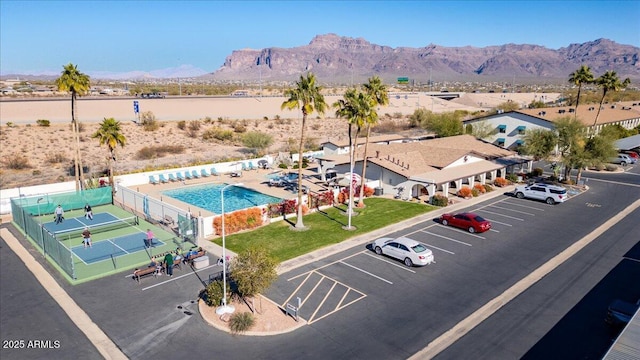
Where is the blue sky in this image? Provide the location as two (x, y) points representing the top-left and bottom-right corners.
(1, 0), (638, 75)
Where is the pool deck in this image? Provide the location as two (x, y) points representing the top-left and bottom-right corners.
(132, 166), (334, 217)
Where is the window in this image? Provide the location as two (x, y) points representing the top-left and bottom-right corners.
(516, 125), (526, 135)
(498, 124), (507, 133)
(497, 138), (505, 147)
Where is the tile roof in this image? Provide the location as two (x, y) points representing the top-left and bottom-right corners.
(516, 101), (640, 127)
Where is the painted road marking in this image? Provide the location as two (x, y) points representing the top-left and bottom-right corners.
(364, 252), (417, 273)
(477, 209), (524, 221)
(423, 230), (477, 244)
(423, 243), (455, 255)
(340, 261), (393, 284)
(487, 205), (537, 216)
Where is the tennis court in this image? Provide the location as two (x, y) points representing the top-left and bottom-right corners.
(71, 231), (166, 265)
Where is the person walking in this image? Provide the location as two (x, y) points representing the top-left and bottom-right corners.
(84, 203), (93, 220)
(82, 227), (92, 248)
(164, 252), (174, 277)
(54, 205), (64, 224)
(145, 229), (154, 248)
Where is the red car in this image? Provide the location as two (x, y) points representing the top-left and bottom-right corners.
(439, 212), (491, 233)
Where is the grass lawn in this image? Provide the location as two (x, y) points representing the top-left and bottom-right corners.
(212, 197), (437, 263)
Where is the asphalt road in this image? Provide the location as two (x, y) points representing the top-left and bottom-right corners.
(1, 164), (638, 359)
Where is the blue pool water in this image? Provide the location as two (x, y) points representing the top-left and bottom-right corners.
(163, 184), (282, 214)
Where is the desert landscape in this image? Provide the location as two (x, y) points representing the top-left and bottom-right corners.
(0, 92), (559, 190)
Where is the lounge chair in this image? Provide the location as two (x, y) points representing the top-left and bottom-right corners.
(149, 175), (159, 185)
(176, 172), (185, 181)
(158, 174), (169, 183)
(249, 162), (257, 171)
(168, 173), (178, 182)
(230, 171), (242, 178)
(200, 169), (210, 177)
(210, 167), (220, 176)
(191, 170), (200, 178)
(241, 162), (249, 171)
(184, 171), (192, 180)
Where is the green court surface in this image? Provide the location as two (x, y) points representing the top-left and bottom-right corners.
(30, 204), (191, 284)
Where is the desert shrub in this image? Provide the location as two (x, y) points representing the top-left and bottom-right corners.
(36, 119), (50, 127)
(605, 164), (618, 171)
(531, 167), (544, 176)
(311, 123), (321, 130)
(594, 164), (606, 171)
(457, 186), (472, 198)
(5, 153), (31, 169)
(77, 122), (85, 132)
(473, 183), (486, 194)
(177, 120), (186, 130)
(6, 122), (14, 127)
(483, 184), (494, 192)
(233, 123), (247, 133)
(32, 169), (41, 175)
(141, 111), (159, 131)
(278, 163), (288, 169)
(203, 279), (229, 307)
(204, 116), (212, 124)
(136, 145), (185, 160)
(46, 153), (68, 164)
(203, 128), (234, 142)
(189, 120), (201, 131)
(494, 177), (510, 187)
(229, 312), (255, 335)
(393, 112), (403, 119)
(431, 194), (449, 207)
(471, 188), (480, 197)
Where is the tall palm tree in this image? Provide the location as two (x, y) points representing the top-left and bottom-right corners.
(55, 63), (90, 191)
(358, 76), (388, 206)
(568, 65), (594, 120)
(281, 73), (327, 229)
(92, 117), (126, 199)
(333, 88), (374, 226)
(592, 71), (631, 133)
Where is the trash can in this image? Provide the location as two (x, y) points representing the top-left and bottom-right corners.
(374, 187), (384, 196)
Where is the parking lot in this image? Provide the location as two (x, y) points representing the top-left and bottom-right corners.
(269, 192), (586, 332)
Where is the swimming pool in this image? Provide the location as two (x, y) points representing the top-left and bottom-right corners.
(162, 183), (282, 214)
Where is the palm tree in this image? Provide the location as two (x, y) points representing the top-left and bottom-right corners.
(281, 73), (327, 229)
(592, 71), (631, 133)
(92, 117), (126, 199)
(55, 63), (91, 191)
(333, 88), (375, 227)
(568, 65), (594, 120)
(358, 76), (388, 206)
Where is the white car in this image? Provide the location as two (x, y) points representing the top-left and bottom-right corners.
(514, 183), (568, 205)
(372, 237), (434, 267)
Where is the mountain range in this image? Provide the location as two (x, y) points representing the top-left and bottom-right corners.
(210, 34), (640, 84)
(3, 34), (638, 84)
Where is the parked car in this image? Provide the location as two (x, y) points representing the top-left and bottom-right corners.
(605, 299), (640, 327)
(514, 183), (568, 205)
(623, 151), (639, 161)
(372, 237), (434, 267)
(609, 153), (634, 166)
(440, 212), (492, 233)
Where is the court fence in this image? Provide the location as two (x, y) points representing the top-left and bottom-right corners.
(10, 187), (114, 279)
(116, 186), (197, 246)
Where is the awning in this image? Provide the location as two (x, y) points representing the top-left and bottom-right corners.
(497, 138), (505, 144)
(515, 139), (524, 145)
(497, 124), (507, 130)
(516, 125), (527, 131)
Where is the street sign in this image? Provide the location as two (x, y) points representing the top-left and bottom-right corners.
(397, 77), (409, 84)
(133, 100), (139, 114)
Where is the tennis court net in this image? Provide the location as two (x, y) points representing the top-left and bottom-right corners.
(53, 216), (139, 240)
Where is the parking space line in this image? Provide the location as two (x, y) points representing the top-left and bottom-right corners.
(489, 229), (500, 233)
(363, 252), (416, 273)
(405, 223), (439, 237)
(422, 230), (475, 245)
(339, 261), (393, 284)
(308, 282), (338, 323)
(487, 205), (537, 216)
(141, 264), (219, 291)
(282, 272), (315, 306)
(483, 218), (512, 226)
(300, 276), (326, 307)
(287, 251), (364, 282)
(423, 243), (455, 255)
(500, 201), (546, 211)
(309, 289), (367, 325)
(476, 209), (524, 221)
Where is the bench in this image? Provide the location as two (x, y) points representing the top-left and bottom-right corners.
(132, 266), (160, 283)
(184, 250), (206, 265)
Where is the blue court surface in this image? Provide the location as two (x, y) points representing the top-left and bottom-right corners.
(42, 212), (122, 235)
(72, 232), (166, 265)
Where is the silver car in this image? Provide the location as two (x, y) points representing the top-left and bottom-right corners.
(373, 237), (435, 267)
